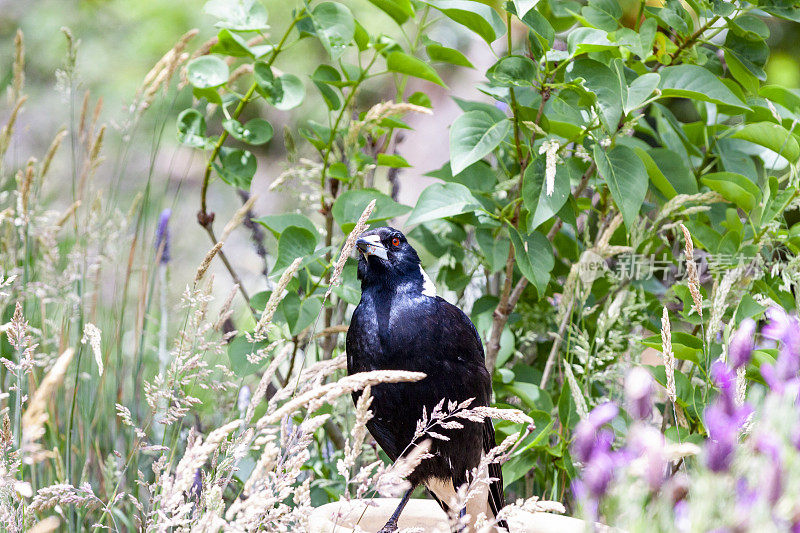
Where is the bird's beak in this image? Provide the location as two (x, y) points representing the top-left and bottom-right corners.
(356, 236), (388, 260)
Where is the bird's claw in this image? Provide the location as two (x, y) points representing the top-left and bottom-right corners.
(377, 519), (399, 533)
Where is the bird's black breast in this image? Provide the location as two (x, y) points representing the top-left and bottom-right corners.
(346, 288), (492, 483)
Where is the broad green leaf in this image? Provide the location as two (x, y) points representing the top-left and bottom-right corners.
(186, 56), (229, 89)
(214, 148), (256, 189)
(642, 332), (702, 365)
(312, 2), (355, 60)
(508, 228), (553, 296)
(332, 189), (411, 232)
(522, 155), (572, 230)
(312, 65), (342, 110)
(426, 160), (497, 192)
(253, 213), (317, 238)
(212, 29), (255, 57)
(625, 73), (660, 114)
(204, 0), (269, 31)
(581, 0), (622, 31)
(223, 118), (274, 145)
(520, 8), (554, 47)
(367, 0), (414, 25)
(254, 61), (283, 103)
(760, 85), (800, 117)
(376, 153), (411, 167)
(406, 183), (481, 225)
(731, 122), (800, 163)
(426, 43), (475, 68)
(177, 109), (207, 148)
(658, 65), (750, 111)
(274, 74), (306, 110)
(487, 55), (536, 87)
(593, 144), (648, 229)
(701, 172), (760, 211)
(386, 52), (447, 87)
(566, 58), (623, 132)
(635, 147), (697, 199)
(512, 0), (539, 18)
(273, 226), (318, 272)
(449, 110), (511, 175)
(423, 0), (506, 44)
(566, 27), (617, 55)
(227, 335), (270, 376)
(281, 293), (323, 335)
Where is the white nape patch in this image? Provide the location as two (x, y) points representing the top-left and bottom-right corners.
(361, 234), (381, 245)
(419, 266), (437, 297)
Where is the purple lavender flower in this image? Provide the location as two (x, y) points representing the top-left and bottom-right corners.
(155, 208), (171, 264)
(573, 402), (618, 462)
(728, 318), (755, 369)
(760, 308), (800, 393)
(705, 361), (752, 472)
(756, 435), (783, 505)
(628, 425), (667, 490)
(625, 367), (653, 420)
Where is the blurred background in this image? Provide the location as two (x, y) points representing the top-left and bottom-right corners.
(2, 0), (799, 295)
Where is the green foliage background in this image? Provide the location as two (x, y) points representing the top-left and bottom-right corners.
(3, 0), (800, 529)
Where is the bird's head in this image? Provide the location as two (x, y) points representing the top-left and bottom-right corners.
(355, 226), (436, 296)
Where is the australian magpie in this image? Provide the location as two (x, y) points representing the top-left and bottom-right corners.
(346, 226), (507, 532)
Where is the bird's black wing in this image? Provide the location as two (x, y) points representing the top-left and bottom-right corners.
(437, 298), (507, 526)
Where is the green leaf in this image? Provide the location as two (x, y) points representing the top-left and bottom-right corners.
(449, 110), (511, 175)
(701, 172), (760, 211)
(223, 118), (274, 145)
(658, 65), (750, 111)
(367, 0), (414, 25)
(487, 55), (536, 87)
(386, 52), (447, 87)
(409, 92), (433, 108)
(426, 160), (497, 192)
(273, 226), (318, 272)
(312, 2), (355, 60)
(760, 85), (800, 117)
(581, 0), (622, 31)
(508, 228), (553, 296)
(519, 8), (554, 47)
(522, 155), (571, 230)
(204, 0), (270, 31)
(625, 73), (660, 114)
(642, 332), (703, 365)
(312, 65), (342, 110)
(426, 43), (475, 68)
(212, 29), (255, 57)
(227, 335), (270, 376)
(731, 122), (800, 164)
(593, 144), (648, 229)
(177, 109), (207, 148)
(332, 189), (411, 232)
(376, 153), (411, 167)
(281, 293), (323, 336)
(423, 0), (506, 44)
(512, 0), (539, 18)
(566, 27), (617, 55)
(254, 61), (283, 103)
(565, 58), (623, 131)
(214, 148), (257, 189)
(274, 74), (306, 110)
(253, 213), (317, 238)
(406, 183), (481, 225)
(186, 56), (229, 89)
(635, 147), (697, 199)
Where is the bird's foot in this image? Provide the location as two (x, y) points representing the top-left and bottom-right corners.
(376, 519), (399, 533)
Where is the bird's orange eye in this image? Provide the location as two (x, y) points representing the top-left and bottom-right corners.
(391, 237), (400, 247)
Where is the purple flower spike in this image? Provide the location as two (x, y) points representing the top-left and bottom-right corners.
(625, 367), (653, 420)
(573, 402), (618, 462)
(728, 318), (755, 369)
(155, 208), (172, 264)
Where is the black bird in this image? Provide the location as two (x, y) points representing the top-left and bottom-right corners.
(346, 227), (507, 532)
